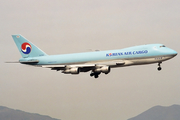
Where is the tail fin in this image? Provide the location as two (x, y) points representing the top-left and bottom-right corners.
(12, 34), (47, 58)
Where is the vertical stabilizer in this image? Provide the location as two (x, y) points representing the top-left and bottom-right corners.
(12, 34), (47, 58)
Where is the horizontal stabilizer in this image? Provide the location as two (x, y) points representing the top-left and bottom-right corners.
(20, 60), (39, 64)
(5, 61), (20, 63)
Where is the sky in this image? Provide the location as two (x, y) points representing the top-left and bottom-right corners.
(0, 0), (180, 120)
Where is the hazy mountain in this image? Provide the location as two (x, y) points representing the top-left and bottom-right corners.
(0, 106), (60, 120)
(128, 104), (180, 120)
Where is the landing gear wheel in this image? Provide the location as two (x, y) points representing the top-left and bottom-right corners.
(157, 67), (162, 71)
(90, 72), (100, 78)
(94, 74), (99, 78)
(90, 73), (94, 77)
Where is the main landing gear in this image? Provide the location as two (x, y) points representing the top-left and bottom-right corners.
(157, 62), (162, 71)
(90, 72), (101, 78)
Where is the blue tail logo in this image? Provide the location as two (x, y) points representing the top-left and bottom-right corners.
(21, 42), (32, 54)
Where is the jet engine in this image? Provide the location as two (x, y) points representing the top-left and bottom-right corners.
(62, 67), (80, 74)
(94, 66), (110, 74)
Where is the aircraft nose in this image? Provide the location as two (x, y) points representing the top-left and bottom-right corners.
(169, 49), (178, 56)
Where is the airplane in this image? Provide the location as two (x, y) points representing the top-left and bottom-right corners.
(11, 34), (177, 78)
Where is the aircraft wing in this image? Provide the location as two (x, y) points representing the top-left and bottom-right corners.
(41, 60), (125, 72)
(42, 64), (95, 72)
(95, 60), (125, 66)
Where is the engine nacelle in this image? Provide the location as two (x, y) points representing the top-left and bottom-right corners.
(94, 66), (110, 74)
(62, 67), (80, 74)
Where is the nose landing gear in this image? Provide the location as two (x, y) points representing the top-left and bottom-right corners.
(157, 62), (162, 71)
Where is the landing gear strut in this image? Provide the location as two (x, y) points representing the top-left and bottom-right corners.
(90, 72), (101, 78)
(157, 62), (162, 71)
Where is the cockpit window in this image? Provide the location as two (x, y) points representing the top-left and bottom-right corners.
(160, 45), (166, 47)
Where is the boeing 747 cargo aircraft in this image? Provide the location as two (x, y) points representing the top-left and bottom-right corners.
(12, 35), (177, 78)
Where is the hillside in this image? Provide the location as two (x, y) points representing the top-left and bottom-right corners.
(128, 104), (180, 120)
(0, 106), (60, 120)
